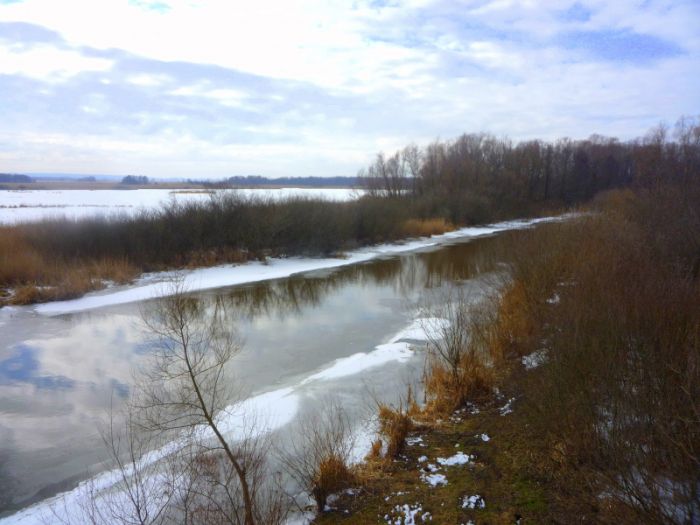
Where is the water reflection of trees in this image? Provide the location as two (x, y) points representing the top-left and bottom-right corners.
(204, 235), (504, 320)
(0, 450), (16, 513)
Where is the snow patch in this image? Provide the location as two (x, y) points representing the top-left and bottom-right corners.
(521, 350), (547, 370)
(546, 293), (560, 305)
(436, 452), (474, 466)
(499, 397), (515, 416)
(421, 473), (448, 487)
(384, 503), (431, 524)
(389, 317), (449, 343)
(302, 342), (412, 383)
(461, 495), (486, 509)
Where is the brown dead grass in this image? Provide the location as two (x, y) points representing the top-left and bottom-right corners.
(0, 226), (139, 304)
(401, 218), (454, 237)
(489, 280), (538, 361)
(0, 228), (47, 284)
(313, 455), (356, 510)
(424, 353), (495, 417)
(182, 247), (253, 268)
(377, 404), (413, 459)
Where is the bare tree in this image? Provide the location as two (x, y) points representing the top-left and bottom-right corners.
(132, 284), (268, 525)
(50, 285), (289, 525)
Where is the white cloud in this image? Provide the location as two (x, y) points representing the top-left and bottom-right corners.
(0, 43), (112, 81)
(0, 0), (697, 177)
(126, 73), (172, 86)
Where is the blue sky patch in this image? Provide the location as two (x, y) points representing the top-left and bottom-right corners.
(558, 29), (684, 63)
(0, 344), (75, 390)
(560, 3), (592, 22)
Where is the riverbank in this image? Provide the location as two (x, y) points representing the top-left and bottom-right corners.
(312, 185), (700, 524)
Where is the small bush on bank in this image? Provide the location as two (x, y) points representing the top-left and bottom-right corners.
(281, 402), (357, 513)
(377, 403), (413, 459)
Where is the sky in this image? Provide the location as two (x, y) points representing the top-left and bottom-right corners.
(0, 0), (698, 178)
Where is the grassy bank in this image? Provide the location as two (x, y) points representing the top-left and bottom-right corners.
(311, 183), (699, 524)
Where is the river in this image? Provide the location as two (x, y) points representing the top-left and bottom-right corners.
(0, 219), (548, 521)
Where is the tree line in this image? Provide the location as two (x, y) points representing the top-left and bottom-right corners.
(360, 116), (700, 223)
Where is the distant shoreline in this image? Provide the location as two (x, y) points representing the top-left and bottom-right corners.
(0, 181), (360, 191)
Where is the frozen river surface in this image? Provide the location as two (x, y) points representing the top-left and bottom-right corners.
(0, 216), (566, 523)
(0, 188), (359, 224)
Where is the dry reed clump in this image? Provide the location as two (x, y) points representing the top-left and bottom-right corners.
(3, 256), (138, 305)
(376, 403), (413, 459)
(400, 218), (454, 238)
(313, 455), (356, 509)
(182, 247), (253, 268)
(0, 227), (47, 285)
(423, 352), (495, 417)
(488, 280), (538, 361)
(88, 258), (139, 285)
(365, 439), (384, 461)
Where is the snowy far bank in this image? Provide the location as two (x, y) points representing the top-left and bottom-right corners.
(0, 188), (359, 224)
(33, 215), (570, 316)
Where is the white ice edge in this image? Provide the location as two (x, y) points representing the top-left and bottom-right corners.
(0, 312), (449, 524)
(32, 215), (569, 316)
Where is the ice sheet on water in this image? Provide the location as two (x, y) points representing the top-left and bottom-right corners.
(301, 342), (413, 384)
(389, 317), (449, 343)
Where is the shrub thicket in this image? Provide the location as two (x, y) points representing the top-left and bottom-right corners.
(478, 184), (700, 523)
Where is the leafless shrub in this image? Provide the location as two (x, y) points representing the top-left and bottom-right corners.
(279, 400), (356, 513)
(59, 282), (289, 525)
(421, 288), (496, 415)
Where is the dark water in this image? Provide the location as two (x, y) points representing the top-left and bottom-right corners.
(0, 232), (510, 514)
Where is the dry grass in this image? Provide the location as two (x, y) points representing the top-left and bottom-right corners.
(377, 403), (413, 459)
(0, 228), (47, 284)
(183, 247), (253, 268)
(401, 218), (454, 237)
(318, 184), (700, 524)
(314, 455), (356, 505)
(488, 280), (538, 361)
(424, 352), (495, 417)
(0, 233), (139, 305)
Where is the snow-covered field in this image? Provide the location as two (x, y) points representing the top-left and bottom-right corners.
(0, 188), (359, 224)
